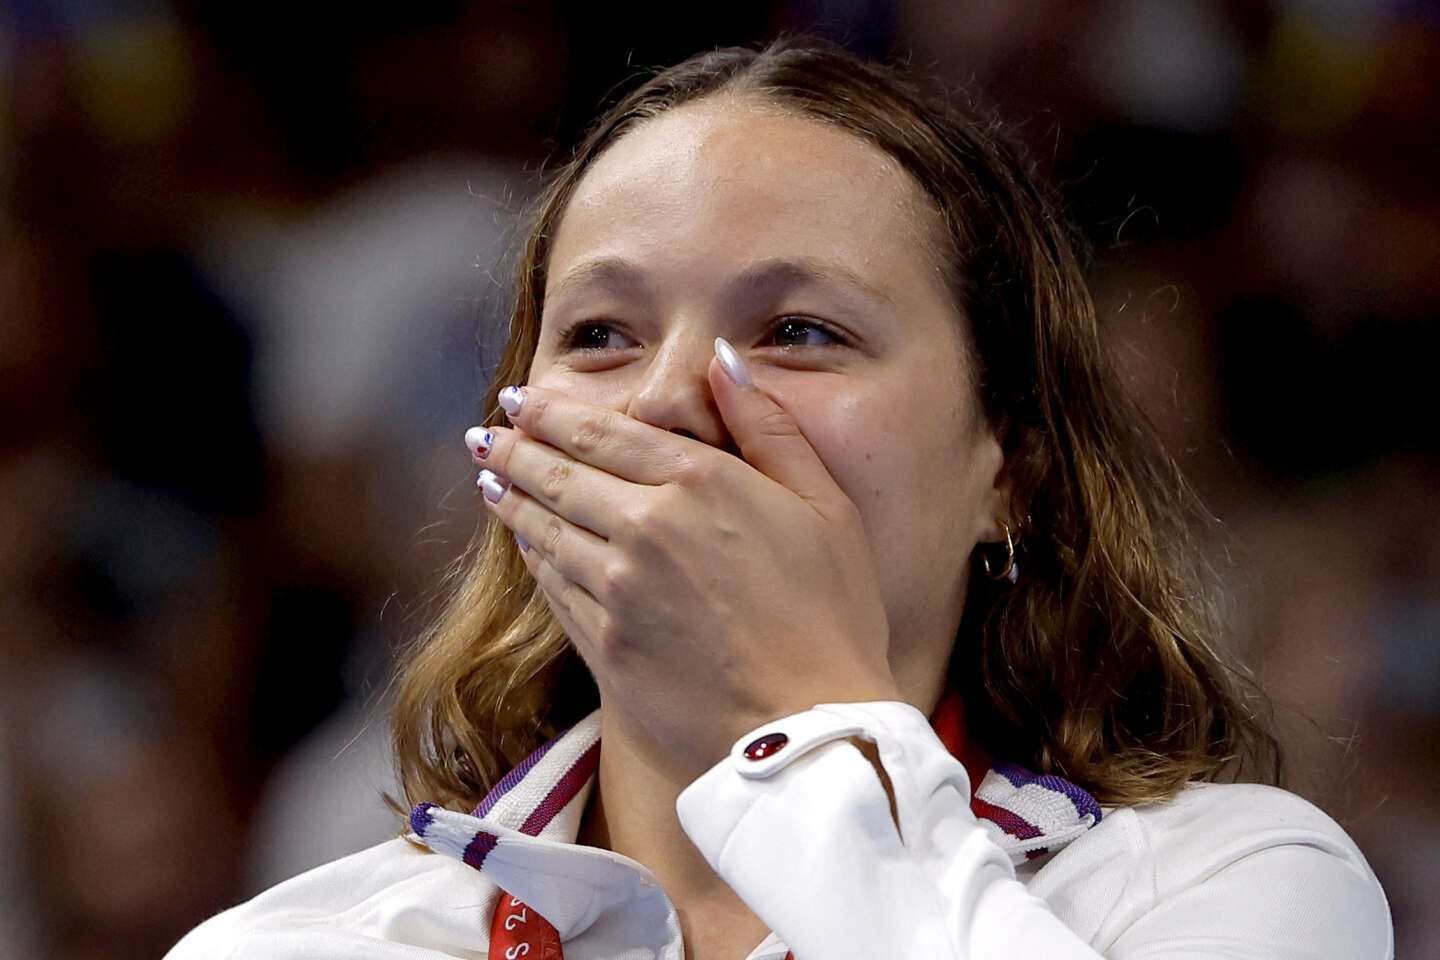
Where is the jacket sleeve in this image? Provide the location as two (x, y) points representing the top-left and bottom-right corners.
(674, 700), (1393, 959)
(675, 700), (1104, 959)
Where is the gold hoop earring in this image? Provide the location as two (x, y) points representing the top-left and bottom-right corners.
(982, 520), (1018, 583)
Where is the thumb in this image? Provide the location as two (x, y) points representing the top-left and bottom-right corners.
(708, 338), (845, 509)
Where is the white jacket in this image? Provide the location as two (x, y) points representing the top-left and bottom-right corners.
(166, 700), (1393, 959)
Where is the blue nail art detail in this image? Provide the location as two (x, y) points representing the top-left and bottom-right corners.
(465, 426), (492, 458)
(498, 386), (524, 416)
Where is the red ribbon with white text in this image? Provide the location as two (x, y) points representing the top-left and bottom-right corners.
(487, 889), (793, 960)
(489, 890), (563, 960)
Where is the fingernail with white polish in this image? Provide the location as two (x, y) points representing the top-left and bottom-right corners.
(514, 532), (530, 553)
(477, 469), (506, 503)
(714, 338), (753, 388)
(498, 386), (525, 416)
(464, 426), (492, 459)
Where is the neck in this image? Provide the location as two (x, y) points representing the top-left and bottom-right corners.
(576, 714), (723, 894)
(577, 712), (771, 959)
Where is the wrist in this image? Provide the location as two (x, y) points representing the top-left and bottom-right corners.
(847, 735), (899, 828)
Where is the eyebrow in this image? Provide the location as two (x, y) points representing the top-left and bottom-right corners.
(728, 257), (895, 309)
(546, 256), (654, 304)
(545, 255), (894, 309)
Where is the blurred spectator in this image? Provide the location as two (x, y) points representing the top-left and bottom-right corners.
(3, 2), (1437, 957)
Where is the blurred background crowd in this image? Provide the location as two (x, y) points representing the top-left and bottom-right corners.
(2, 1), (1437, 957)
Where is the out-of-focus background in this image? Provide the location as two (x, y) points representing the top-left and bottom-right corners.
(2, 1), (1436, 957)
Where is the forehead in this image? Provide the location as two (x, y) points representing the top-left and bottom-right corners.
(547, 98), (947, 292)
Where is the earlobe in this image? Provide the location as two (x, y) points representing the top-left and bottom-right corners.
(977, 431), (1014, 543)
(975, 435), (1026, 583)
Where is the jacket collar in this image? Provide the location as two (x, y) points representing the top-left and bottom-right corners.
(410, 711), (675, 947)
(411, 695), (1102, 880)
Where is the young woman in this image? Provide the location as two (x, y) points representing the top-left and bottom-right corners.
(167, 38), (1392, 960)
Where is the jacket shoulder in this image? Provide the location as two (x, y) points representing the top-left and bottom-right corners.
(165, 837), (498, 959)
(1126, 781), (1378, 875)
(1030, 782), (1393, 957)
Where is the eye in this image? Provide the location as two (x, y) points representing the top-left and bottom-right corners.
(766, 317), (844, 348)
(560, 321), (638, 352)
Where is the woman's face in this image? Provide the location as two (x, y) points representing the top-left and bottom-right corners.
(529, 98), (1007, 693)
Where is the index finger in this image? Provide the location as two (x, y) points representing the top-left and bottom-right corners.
(497, 385), (698, 485)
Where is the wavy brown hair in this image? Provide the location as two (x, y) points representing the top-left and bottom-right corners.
(392, 37), (1279, 815)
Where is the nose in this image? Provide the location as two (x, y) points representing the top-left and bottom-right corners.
(625, 333), (732, 449)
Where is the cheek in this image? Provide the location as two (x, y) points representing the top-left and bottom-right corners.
(788, 389), (956, 533)
(793, 391), (899, 509)
(526, 369), (633, 413)
(787, 385), (985, 564)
